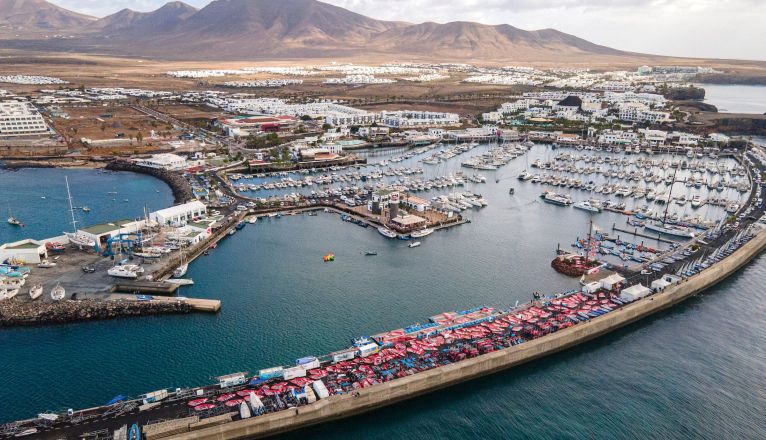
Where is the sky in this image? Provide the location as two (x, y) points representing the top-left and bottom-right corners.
(52, 0), (766, 61)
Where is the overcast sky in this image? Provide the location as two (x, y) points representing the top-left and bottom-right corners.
(53, 0), (766, 61)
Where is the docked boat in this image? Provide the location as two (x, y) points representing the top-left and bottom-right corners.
(108, 266), (139, 279)
(408, 241), (421, 248)
(377, 227), (397, 239)
(573, 201), (601, 213)
(37, 260), (57, 268)
(129, 423), (140, 440)
(50, 283), (65, 301)
(173, 263), (188, 278)
(248, 217), (257, 224)
(644, 222), (694, 238)
(28, 284), (43, 300)
(410, 228), (434, 238)
(542, 192), (572, 206)
(691, 196), (703, 208)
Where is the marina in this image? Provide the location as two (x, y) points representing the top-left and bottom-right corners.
(1, 138), (766, 435)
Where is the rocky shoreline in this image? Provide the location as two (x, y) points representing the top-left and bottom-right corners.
(0, 299), (193, 327)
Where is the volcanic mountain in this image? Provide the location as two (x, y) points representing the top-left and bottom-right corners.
(1, 0), (633, 62)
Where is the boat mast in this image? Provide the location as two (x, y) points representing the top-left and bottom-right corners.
(661, 165), (679, 226)
(584, 219), (593, 266)
(65, 176), (78, 233)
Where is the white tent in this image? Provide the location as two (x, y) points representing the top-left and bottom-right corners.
(620, 284), (652, 302)
(651, 278), (672, 292)
(582, 281), (602, 294)
(601, 273), (626, 290)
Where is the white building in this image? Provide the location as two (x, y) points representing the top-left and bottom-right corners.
(0, 101), (50, 137)
(380, 110), (460, 128)
(150, 201), (207, 226)
(135, 153), (188, 171)
(0, 239), (47, 264)
(618, 103), (670, 124)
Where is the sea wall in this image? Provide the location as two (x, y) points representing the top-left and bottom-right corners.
(106, 160), (193, 204)
(0, 299), (193, 327)
(167, 228), (766, 440)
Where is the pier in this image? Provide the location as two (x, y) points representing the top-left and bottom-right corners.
(611, 224), (677, 244)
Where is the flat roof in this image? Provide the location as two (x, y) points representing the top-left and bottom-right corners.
(81, 219), (135, 236)
(391, 214), (426, 226)
(6, 242), (41, 250)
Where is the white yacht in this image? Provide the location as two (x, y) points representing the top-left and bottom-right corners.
(108, 266), (138, 279)
(573, 201), (602, 213)
(172, 263), (188, 278)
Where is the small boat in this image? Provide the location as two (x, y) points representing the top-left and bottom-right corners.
(235, 221), (246, 230)
(50, 283), (65, 301)
(408, 241), (421, 248)
(81, 264), (96, 273)
(364, 251), (378, 256)
(247, 217), (257, 224)
(509, 187), (515, 195)
(82, 206), (91, 212)
(7, 209), (22, 226)
(377, 227), (397, 239)
(46, 242), (66, 253)
(129, 423), (140, 440)
(14, 428), (38, 437)
(37, 260), (57, 268)
(29, 284), (43, 300)
(323, 253), (335, 262)
(410, 228), (434, 238)
(239, 402), (252, 419)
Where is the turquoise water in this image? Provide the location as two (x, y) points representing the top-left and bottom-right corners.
(0, 155), (765, 438)
(0, 168), (174, 245)
(698, 83), (766, 114)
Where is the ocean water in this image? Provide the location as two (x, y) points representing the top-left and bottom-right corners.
(0, 152), (765, 438)
(0, 168), (174, 244)
(698, 83), (766, 114)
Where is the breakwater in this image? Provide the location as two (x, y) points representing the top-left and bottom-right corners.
(106, 160), (193, 204)
(164, 227), (766, 440)
(0, 299), (193, 327)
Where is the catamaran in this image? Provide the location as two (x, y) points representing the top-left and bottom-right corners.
(108, 266), (139, 279)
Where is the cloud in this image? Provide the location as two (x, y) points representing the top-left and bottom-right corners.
(49, 0), (766, 60)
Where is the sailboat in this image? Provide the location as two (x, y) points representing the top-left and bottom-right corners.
(28, 284), (43, 300)
(50, 283), (65, 301)
(63, 177), (96, 248)
(644, 166), (694, 239)
(7, 209), (22, 226)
